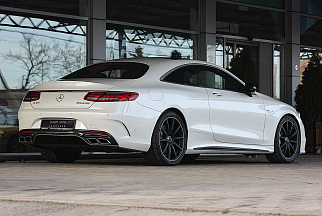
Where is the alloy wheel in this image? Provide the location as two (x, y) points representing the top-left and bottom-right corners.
(278, 118), (299, 159)
(159, 117), (185, 161)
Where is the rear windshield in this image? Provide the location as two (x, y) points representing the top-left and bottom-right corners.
(62, 62), (149, 79)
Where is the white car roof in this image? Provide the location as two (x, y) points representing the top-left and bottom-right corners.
(108, 58), (245, 85)
(76, 58), (245, 85)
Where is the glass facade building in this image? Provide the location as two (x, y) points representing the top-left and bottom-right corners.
(0, 0), (321, 153)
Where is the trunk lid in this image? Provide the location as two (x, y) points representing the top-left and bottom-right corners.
(29, 79), (133, 109)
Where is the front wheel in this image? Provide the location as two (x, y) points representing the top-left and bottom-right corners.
(144, 111), (187, 166)
(265, 116), (300, 163)
(41, 148), (81, 163)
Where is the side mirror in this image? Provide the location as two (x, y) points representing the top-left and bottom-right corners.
(245, 83), (256, 97)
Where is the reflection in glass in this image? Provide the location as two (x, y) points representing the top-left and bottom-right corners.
(0, 0), (88, 16)
(230, 0), (285, 9)
(273, 45), (281, 100)
(273, 44), (284, 101)
(0, 14), (86, 153)
(300, 47), (322, 84)
(225, 42), (234, 69)
(216, 2), (285, 41)
(225, 42), (258, 73)
(106, 27), (195, 60)
(0, 14), (86, 89)
(300, 16), (322, 48)
(216, 37), (224, 67)
(106, 0), (198, 31)
(300, 0), (322, 17)
(228, 45), (258, 86)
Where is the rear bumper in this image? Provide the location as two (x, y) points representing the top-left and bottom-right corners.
(18, 129), (128, 152)
(18, 101), (161, 152)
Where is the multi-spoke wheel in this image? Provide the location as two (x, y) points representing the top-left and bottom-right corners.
(266, 116), (300, 163)
(144, 111), (187, 165)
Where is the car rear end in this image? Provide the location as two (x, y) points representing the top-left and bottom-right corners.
(18, 61), (156, 153)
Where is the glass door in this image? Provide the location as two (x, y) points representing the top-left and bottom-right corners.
(224, 40), (258, 86)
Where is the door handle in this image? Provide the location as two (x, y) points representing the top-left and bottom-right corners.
(213, 92), (222, 96)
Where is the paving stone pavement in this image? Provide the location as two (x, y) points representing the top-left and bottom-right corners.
(0, 154), (321, 215)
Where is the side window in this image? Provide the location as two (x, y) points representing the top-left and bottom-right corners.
(163, 65), (202, 86)
(193, 65), (245, 92)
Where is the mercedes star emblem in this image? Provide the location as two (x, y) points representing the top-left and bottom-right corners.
(56, 94), (64, 102)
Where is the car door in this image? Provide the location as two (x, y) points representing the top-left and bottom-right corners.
(193, 65), (266, 145)
(161, 65), (212, 135)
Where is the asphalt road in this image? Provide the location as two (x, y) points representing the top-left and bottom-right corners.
(0, 154), (321, 216)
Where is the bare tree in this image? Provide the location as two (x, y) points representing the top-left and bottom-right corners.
(3, 33), (86, 88)
(4, 34), (51, 89)
(52, 41), (85, 78)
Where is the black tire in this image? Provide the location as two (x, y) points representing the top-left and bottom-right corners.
(41, 148), (81, 163)
(265, 115), (300, 163)
(183, 154), (200, 161)
(144, 111), (187, 166)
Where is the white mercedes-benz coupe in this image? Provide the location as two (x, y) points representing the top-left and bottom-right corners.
(18, 58), (306, 165)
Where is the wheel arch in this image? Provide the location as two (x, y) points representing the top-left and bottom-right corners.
(279, 113), (302, 148)
(277, 113), (301, 138)
(160, 108), (188, 132)
(285, 113), (300, 128)
(152, 107), (188, 147)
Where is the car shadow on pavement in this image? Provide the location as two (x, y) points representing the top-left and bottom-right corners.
(73, 154), (271, 166)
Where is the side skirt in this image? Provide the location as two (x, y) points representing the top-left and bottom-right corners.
(193, 146), (270, 154)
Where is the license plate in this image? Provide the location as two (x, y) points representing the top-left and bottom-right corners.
(41, 119), (76, 130)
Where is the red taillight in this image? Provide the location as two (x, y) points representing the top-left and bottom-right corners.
(20, 130), (33, 133)
(86, 132), (106, 135)
(23, 92), (41, 102)
(84, 92), (139, 102)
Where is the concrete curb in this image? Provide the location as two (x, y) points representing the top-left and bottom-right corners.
(0, 198), (321, 216)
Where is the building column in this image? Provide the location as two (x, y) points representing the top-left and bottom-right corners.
(198, 0), (216, 62)
(285, 0), (301, 106)
(87, 0), (106, 65)
(258, 42), (273, 97)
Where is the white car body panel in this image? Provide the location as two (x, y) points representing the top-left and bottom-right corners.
(18, 58), (306, 157)
(259, 93), (306, 153)
(207, 88), (266, 145)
